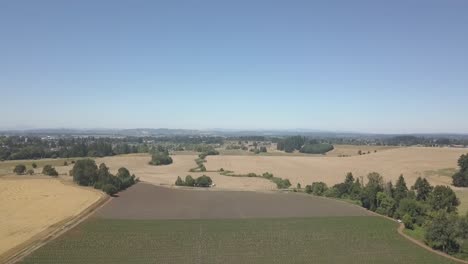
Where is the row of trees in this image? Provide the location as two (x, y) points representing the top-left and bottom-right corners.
(0, 136), (145, 160)
(276, 136), (333, 154)
(305, 173), (467, 254)
(71, 159), (138, 195)
(175, 175), (213, 187)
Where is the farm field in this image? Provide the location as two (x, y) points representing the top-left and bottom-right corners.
(0, 177), (103, 259)
(0, 158), (78, 176)
(95, 183), (371, 219)
(215, 144), (399, 157)
(206, 147), (468, 188)
(20, 183), (456, 264)
(95, 154), (276, 191)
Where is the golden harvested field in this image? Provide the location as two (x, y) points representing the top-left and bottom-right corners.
(96, 154), (275, 191)
(326, 144), (400, 157)
(206, 147), (468, 188)
(0, 177), (103, 258)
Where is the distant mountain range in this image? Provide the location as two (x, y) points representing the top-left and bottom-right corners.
(1, 128), (468, 139)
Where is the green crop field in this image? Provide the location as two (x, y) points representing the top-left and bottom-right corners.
(21, 216), (455, 264)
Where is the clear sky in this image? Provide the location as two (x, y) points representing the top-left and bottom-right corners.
(1, 0), (467, 133)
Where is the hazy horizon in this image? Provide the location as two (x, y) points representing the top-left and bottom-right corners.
(2, 0), (467, 133)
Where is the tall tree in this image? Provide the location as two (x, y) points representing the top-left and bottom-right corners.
(394, 174), (408, 204)
(412, 177), (433, 201)
(428, 185), (460, 213)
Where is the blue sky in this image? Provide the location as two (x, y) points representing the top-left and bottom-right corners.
(1, 0), (467, 133)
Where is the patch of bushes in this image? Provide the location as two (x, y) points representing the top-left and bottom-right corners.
(300, 143), (334, 154)
(13, 164), (26, 175)
(71, 159), (138, 196)
(42, 165), (59, 176)
(175, 175), (213, 187)
(149, 152), (173, 166)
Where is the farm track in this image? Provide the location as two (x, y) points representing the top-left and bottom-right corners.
(1, 193), (110, 264)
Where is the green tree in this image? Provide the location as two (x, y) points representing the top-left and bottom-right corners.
(395, 198), (428, 224)
(175, 176), (185, 186)
(195, 175), (213, 187)
(361, 172), (384, 211)
(102, 184), (118, 196)
(425, 210), (462, 253)
(394, 174), (408, 204)
(376, 192), (396, 217)
(428, 185), (460, 213)
(305, 185), (312, 194)
(402, 214), (414, 229)
(71, 159), (98, 186)
(452, 154), (468, 187)
(412, 177), (433, 201)
(13, 164), (26, 175)
(185, 175), (195, 186)
(42, 165), (59, 176)
(311, 182), (328, 196)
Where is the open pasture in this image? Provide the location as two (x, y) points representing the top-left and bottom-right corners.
(206, 147), (468, 188)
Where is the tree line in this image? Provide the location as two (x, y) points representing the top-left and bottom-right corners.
(0, 136), (146, 160)
(305, 172), (467, 255)
(276, 136), (334, 154)
(175, 175), (213, 187)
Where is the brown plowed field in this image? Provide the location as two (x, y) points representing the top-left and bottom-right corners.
(95, 183), (371, 219)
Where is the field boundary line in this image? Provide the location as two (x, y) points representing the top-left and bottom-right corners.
(0, 192), (111, 264)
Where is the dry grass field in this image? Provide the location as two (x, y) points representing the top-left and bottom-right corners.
(0, 177), (103, 258)
(206, 147), (467, 188)
(96, 154), (275, 191)
(216, 144), (399, 157)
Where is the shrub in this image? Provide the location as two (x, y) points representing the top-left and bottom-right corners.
(32, 163), (37, 168)
(150, 152), (173, 166)
(247, 173), (257, 177)
(323, 187), (339, 198)
(13, 164), (26, 175)
(195, 175), (213, 187)
(305, 185), (312, 194)
(311, 182), (328, 196)
(272, 177), (291, 189)
(402, 214), (414, 229)
(42, 165), (59, 176)
(185, 175), (195, 186)
(26, 169), (34, 175)
(175, 176), (185, 186)
(102, 184), (118, 196)
(64, 161), (68, 166)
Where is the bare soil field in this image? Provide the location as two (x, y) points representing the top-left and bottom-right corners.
(206, 147), (468, 188)
(96, 154), (275, 191)
(96, 183), (371, 219)
(0, 177), (103, 259)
